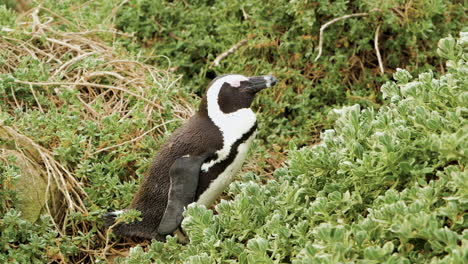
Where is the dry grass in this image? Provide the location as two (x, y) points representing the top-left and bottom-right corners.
(0, 6), (191, 122)
(0, 126), (86, 231)
(0, 6), (194, 262)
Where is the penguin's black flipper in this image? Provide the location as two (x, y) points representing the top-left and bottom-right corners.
(157, 153), (211, 235)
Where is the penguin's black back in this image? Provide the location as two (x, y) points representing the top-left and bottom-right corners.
(112, 111), (223, 239)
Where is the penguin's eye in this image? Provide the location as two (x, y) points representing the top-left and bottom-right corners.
(217, 82), (255, 113)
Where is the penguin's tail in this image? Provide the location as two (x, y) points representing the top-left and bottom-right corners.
(103, 210), (124, 228)
(102, 210), (165, 241)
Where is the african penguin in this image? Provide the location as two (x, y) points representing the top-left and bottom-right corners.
(104, 74), (278, 240)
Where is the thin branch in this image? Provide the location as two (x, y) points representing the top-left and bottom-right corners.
(241, 7), (250, 20)
(109, 0), (129, 22)
(101, 221), (121, 260)
(45, 37), (83, 53)
(1, 36), (63, 63)
(212, 38), (249, 67)
(31, 5), (45, 35)
(76, 94), (100, 118)
(84, 71), (125, 81)
(314, 12), (369, 62)
(52, 51), (97, 78)
(9, 86), (21, 109)
(90, 119), (178, 155)
(28, 83), (44, 113)
(13, 79), (163, 110)
(62, 29), (133, 37)
(40, 6), (79, 30)
(374, 24), (384, 74)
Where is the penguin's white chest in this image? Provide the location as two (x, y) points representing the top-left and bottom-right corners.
(196, 131), (256, 207)
(196, 77), (258, 207)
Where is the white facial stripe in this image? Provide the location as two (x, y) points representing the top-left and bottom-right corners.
(221, 74), (247, 87)
(227, 79), (242, 87)
(202, 75), (257, 172)
(264, 76), (273, 87)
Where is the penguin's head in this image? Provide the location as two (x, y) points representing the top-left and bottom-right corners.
(203, 74), (278, 114)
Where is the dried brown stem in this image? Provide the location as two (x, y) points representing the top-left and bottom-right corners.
(27, 83), (44, 113)
(52, 51), (97, 78)
(91, 119), (178, 155)
(45, 37), (83, 53)
(101, 221), (121, 260)
(212, 38), (249, 67)
(374, 24), (384, 74)
(14, 79), (164, 110)
(314, 10), (379, 62)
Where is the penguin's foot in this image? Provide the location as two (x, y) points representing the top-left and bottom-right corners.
(174, 228), (189, 244)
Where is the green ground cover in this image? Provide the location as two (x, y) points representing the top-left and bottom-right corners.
(0, 0), (466, 263)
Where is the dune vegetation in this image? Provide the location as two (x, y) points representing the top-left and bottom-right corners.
(0, 0), (466, 263)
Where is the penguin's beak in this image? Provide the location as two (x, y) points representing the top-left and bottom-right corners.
(245, 75), (278, 93)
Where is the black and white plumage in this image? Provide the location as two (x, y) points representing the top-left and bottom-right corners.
(104, 74), (278, 240)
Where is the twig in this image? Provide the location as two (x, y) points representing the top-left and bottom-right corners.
(76, 94), (100, 118)
(13, 79), (163, 110)
(28, 83), (44, 113)
(45, 37), (83, 53)
(91, 119), (177, 155)
(212, 38), (249, 67)
(71, 0), (99, 11)
(314, 12), (370, 62)
(101, 221), (120, 260)
(103, 59), (168, 83)
(9, 86), (21, 109)
(31, 5), (45, 35)
(84, 71), (125, 81)
(62, 29), (133, 37)
(241, 7), (250, 20)
(39, 6), (79, 30)
(157, 107), (168, 132)
(52, 51), (97, 78)
(1, 27), (14, 32)
(109, 0), (129, 22)
(1, 36), (63, 63)
(374, 24), (384, 74)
